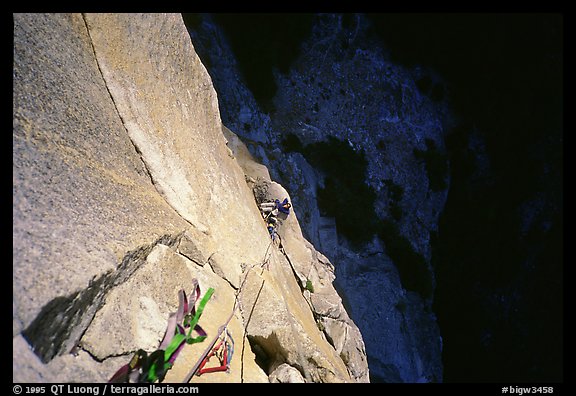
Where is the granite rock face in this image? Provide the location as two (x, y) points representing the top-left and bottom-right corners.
(13, 13), (368, 383)
(186, 13), (449, 382)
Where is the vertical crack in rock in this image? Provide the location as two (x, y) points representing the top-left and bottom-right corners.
(237, 267), (272, 381)
(278, 247), (306, 292)
(22, 233), (183, 363)
(272, 256), (313, 383)
(79, 14), (161, 203)
(80, 14), (203, 233)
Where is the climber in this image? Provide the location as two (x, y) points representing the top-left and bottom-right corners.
(277, 198), (292, 215)
(259, 200), (279, 218)
(267, 220), (277, 241)
(259, 198), (290, 242)
(259, 198), (291, 218)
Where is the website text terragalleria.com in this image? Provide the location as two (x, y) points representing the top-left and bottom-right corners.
(15, 385), (200, 396)
(74, 385), (197, 395)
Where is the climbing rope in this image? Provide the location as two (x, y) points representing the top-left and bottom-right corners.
(182, 240), (274, 382)
(109, 196), (307, 383)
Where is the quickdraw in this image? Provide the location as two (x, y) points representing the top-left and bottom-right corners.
(197, 328), (234, 375)
(181, 241), (273, 383)
(109, 239), (275, 383)
(108, 279), (214, 383)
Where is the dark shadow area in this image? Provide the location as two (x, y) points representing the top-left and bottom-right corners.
(413, 138), (448, 192)
(289, 135), (378, 246)
(365, 14), (563, 381)
(183, 13), (313, 113)
(184, 12), (563, 382)
(377, 219), (433, 300)
(283, 134), (433, 299)
(22, 234), (182, 363)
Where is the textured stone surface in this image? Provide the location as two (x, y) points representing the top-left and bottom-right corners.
(187, 13), (446, 382)
(229, 132), (369, 382)
(239, 251), (352, 383)
(260, 181), (370, 382)
(269, 363), (306, 383)
(221, 124), (271, 182)
(83, 13), (271, 268)
(13, 334), (126, 383)
(13, 12), (190, 348)
(82, 244), (196, 358)
(14, 12), (368, 383)
(186, 14), (273, 146)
